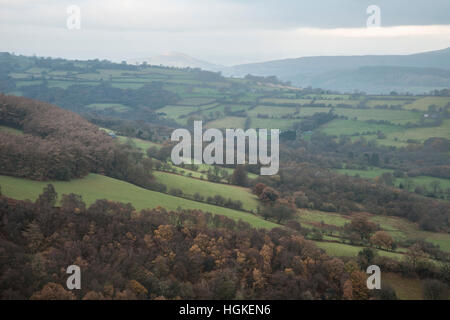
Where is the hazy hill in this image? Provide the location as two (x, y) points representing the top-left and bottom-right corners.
(223, 47), (450, 93)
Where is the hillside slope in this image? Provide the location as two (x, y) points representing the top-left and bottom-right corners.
(224, 47), (450, 93)
(0, 173), (277, 229)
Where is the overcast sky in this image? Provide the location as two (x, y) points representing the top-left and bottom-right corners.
(1, 0), (450, 65)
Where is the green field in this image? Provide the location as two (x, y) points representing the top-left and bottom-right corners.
(156, 105), (202, 120)
(247, 105), (296, 117)
(403, 97), (450, 111)
(153, 171), (260, 212)
(205, 116), (247, 129)
(297, 107), (332, 116)
(303, 94), (351, 100)
(260, 98), (312, 105)
(118, 136), (162, 152)
(397, 175), (450, 191)
(298, 209), (350, 227)
(313, 241), (405, 260)
(336, 168), (393, 179)
(313, 99), (360, 107)
(300, 207), (450, 252)
(249, 117), (297, 130)
(176, 97), (216, 106)
(369, 214), (450, 251)
(336, 168), (450, 199)
(0, 125), (23, 135)
(366, 99), (411, 108)
(0, 174), (277, 229)
(320, 119), (400, 136)
(85, 103), (130, 113)
(332, 108), (422, 125)
(385, 119), (450, 142)
(382, 273), (424, 300)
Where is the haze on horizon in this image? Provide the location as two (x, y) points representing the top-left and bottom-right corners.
(1, 0), (450, 65)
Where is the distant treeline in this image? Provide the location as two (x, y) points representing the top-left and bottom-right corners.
(20, 82), (178, 114)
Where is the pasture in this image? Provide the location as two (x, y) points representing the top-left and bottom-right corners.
(85, 103), (130, 113)
(205, 116), (247, 129)
(382, 273), (424, 300)
(0, 125), (23, 136)
(403, 97), (450, 111)
(0, 174), (277, 229)
(153, 171), (260, 212)
(332, 108), (422, 125)
(319, 119), (400, 136)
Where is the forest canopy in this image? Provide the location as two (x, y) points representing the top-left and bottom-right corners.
(0, 94), (153, 187)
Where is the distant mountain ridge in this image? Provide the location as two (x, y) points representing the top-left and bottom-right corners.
(222, 47), (450, 93)
(127, 48), (450, 93)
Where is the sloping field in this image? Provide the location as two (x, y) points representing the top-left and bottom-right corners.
(85, 103), (130, 113)
(153, 171), (260, 212)
(247, 106), (296, 117)
(205, 116), (247, 129)
(320, 119), (400, 136)
(0, 174), (277, 229)
(403, 97), (450, 111)
(313, 241), (404, 260)
(250, 118), (297, 130)
(382, 273), (424, 300)
(260, 98), (312, 105)
(299, 208), (450, 252)
(118, 136), (162, 152)
(332, 108), (422, 125)
(385, 119), (450, 142)
(0, 125), (23, 135)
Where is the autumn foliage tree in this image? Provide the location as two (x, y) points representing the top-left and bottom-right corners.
(231, 165), (248, 187)
(0, 188), (368, 300)
(0, 94), (154, 188)
(343, 216), (379, 244)
(259, 186), (280, 205)
(370, 231), (395, 251)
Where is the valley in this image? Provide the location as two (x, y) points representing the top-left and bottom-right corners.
(0, 53), (449, 300)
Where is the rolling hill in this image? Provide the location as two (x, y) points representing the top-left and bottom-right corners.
(223, 47), (450, 93)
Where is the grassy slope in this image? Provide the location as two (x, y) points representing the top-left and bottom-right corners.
(299, 208), (450, 252)
(205, 117), (247, 129)
(332, 108), (421, 125)
(85, 103), (130, 113)
(386, 119), (450, 142)
(0, 125), (24, 135)
(313, 241), (405, 260)
(382, 273), (424, 300)
(403, 97), (450, 111)
(336, 168), (450, 198)
(118, 136), (162, 152)
(320, 119), (400, 136)
(153, 171), (260, 212)
(0, 174), (277, 229)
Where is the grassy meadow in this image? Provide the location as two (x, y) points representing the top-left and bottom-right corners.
(153, 171), (260, 212)
(0, 174), (277, 229)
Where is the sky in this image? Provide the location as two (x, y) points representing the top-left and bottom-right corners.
(1, 0), (450, 65)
